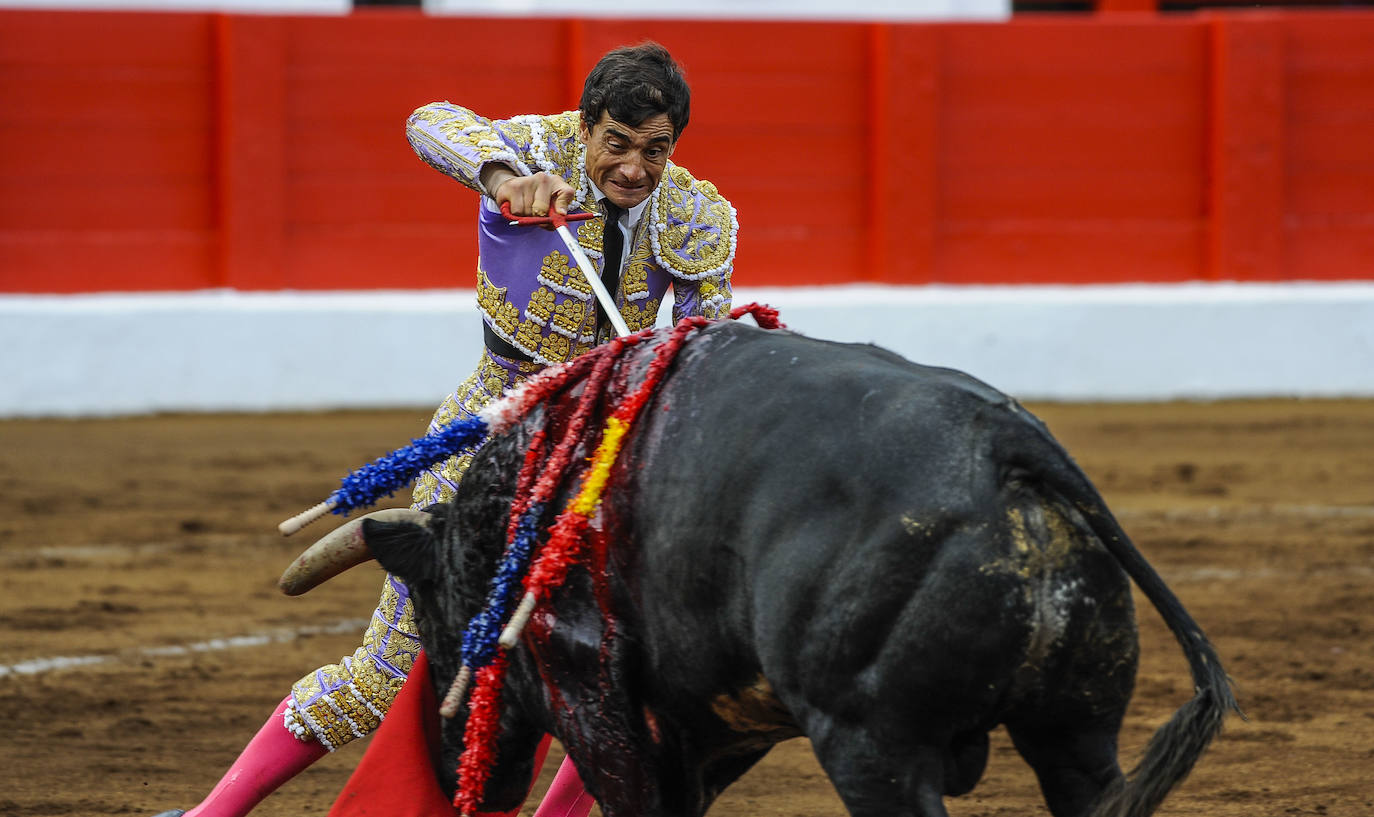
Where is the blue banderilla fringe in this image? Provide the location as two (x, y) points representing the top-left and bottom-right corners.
(328, 416), (490, 515)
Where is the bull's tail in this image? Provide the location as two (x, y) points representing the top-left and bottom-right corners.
(1083, 540), (1238, 817)
(1090, 673), (1233, 817)
(1019, 440), (1242, 817)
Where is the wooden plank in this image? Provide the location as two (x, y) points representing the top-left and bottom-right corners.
(2, 10), (1374, 292)
(868, 24), (939, 284)
(1206, 13), (1286, 281)
(938, 19), (1209, 283)
(214, 14), (287, 289)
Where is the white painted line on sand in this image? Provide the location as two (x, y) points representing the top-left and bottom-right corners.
(0, 537), (272, 565)
(0, 618), (369, 679)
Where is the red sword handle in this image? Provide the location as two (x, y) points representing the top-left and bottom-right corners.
(499, 200), (597, 228)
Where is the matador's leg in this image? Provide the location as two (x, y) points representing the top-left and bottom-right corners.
(150, 374), (489, 817)
(149, 355), (588, 817)
(161, 697), (326, 817)
(283, 572), (421, 751)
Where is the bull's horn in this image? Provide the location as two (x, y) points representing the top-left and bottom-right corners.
(278, 508), (431, 596)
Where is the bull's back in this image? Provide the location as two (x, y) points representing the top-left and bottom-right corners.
(628, 322), (1031, 543)
(615, 323), (1134, 729)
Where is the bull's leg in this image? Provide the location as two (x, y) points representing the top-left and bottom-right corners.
(998, 496), (1135, 817)
(1004, 720), (1124, 817)
(806, 725), (950, 817)
(699, 748), (772, 808)
(942, 729), (990, 796)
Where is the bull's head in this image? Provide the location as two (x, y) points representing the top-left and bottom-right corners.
(277, 492), (549, 807)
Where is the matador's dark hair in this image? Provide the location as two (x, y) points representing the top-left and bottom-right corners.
(579, 42), (690, 140)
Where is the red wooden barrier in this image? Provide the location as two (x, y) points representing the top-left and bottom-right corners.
(1, 9), (1371, 292)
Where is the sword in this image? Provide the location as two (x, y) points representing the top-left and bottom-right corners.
(501, 200), (632, 339)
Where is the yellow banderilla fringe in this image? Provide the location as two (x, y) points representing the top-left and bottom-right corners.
(571, 416), (629, 517)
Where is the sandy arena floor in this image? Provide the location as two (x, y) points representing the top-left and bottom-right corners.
(1, 399), (1372, 816)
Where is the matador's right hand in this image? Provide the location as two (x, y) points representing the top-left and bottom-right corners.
(483, 166), (576, 221)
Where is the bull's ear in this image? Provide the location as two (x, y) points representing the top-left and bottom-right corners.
(361, 514), (442, 585)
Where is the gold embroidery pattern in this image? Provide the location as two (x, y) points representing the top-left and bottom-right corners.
(577, 215), (606, 257)
(436, 120), (473, 144)
(538, 252), (592, 298)
(429, 105), (527, 169)
(673, 269), (733, 322)
(410, 352), (537, 509)
(527, 287), (556, 327)
(530, 111), (583, 179)
(285, 577), (419, 749)
(698, 278), (724, 310)
(541, 111), (580, 148)
(651, 164), (738, 279)
(410, 104), (587, 197)
(554, 296), (594, 340)
(480, 262), (601, 365)
(622, 297), (662, 333)
(492, 120), (533, 153)
(537, 323), (574, 361)
(514, 315), (546, 354)
(477, 270), (521, 338)
(621, 240), (653, 303)
(570, 336), (597, 359)
(423, 106), (503, 181)
(412, 106), (455, 126)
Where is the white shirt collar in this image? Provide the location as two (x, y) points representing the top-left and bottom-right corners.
(586, 180), (651, 231)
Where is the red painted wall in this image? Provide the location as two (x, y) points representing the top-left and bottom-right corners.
(1, 9), (1371, 292)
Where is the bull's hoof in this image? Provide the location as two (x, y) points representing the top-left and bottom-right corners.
(150, 810), (186, 817)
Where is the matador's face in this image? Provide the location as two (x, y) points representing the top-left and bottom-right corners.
(580, 111), (676, 210)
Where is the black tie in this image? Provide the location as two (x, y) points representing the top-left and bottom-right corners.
(596, 200), (625, 337)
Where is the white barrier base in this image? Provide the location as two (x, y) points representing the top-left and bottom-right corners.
(3, 282), (1372, 417)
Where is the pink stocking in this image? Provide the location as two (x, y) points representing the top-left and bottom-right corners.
(477, 740), (593, 817)
(183, 697), (328, 817)
(529, 756), (596, 817)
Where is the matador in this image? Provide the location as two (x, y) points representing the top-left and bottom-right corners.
(153, 41), (737, 817)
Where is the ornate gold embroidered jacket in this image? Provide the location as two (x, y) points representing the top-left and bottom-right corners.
(406, 102), (738, 362)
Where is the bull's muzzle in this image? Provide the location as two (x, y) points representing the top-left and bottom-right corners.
(279, 508), (431, 596)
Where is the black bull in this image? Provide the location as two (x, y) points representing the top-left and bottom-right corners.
(282, 321), (1239, 817)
